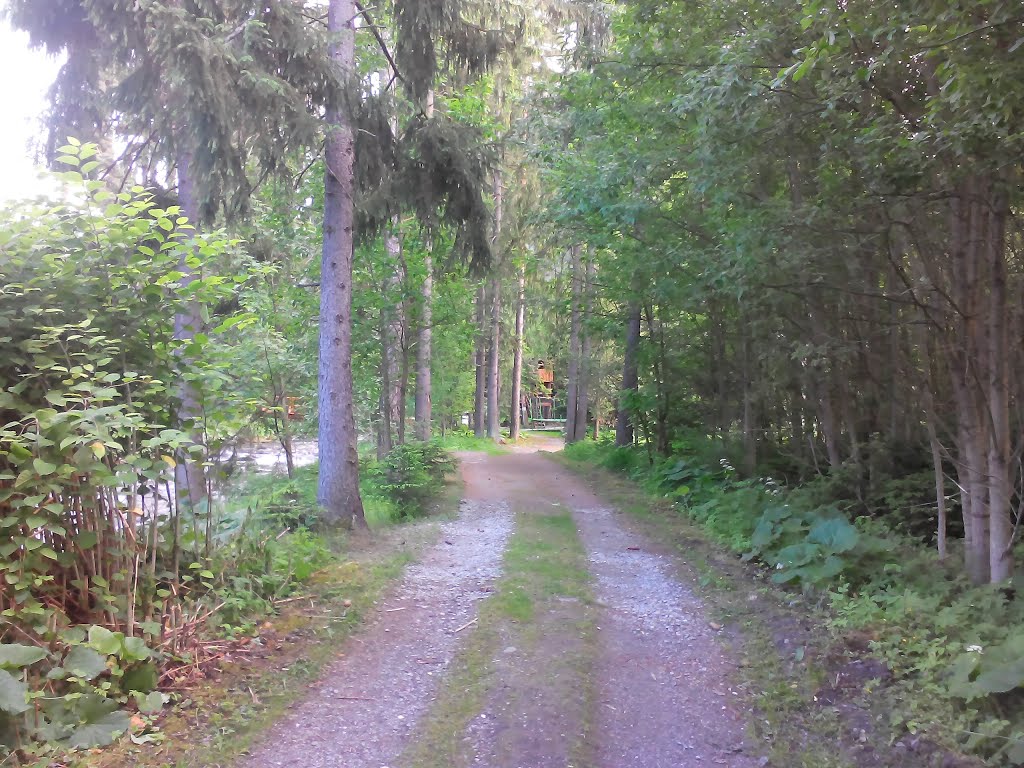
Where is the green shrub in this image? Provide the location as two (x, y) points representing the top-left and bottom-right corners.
(365, 441), (456, 517)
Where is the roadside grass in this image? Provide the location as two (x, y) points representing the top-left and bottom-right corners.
(555, 451), (857, 768)
(77, 549), (418, 768)
(435, 432), (508, 455)
(73, 469), (460, 768)
(402, 506), (597, 768)
(223, 460), (401, 531)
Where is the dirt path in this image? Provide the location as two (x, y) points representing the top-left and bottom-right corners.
(457, 451), (756, 768)
(239, 499), (513, 768)
(239, 449), (756, 767)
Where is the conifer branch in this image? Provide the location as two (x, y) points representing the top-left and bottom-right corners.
(353, 1), (405, 87)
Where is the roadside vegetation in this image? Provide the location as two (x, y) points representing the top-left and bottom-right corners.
(564, 437), (1023, 766)
(0, 165), (457, 756)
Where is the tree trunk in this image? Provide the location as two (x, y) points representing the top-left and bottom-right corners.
(985, 183), (1013, 582)
(485, 169), (504, 440)
(645, 304), (670, 456)
(615, 301), (641, 447)
(317, 0), (365, 529)
(573, 254), (594, 443)
(414, 91), (435, 442)
(474, 281), (487, 437)
(414, 250), (433, 441)
(377, 222), (404, 458)
(565, 245), (582, 444)
(172, 147), (208, 518)
(915, 323), (947, 561)
(398, 257), (410, 446)
(377, 308), (392, 461)
(509, 263), (526, 441)
(741, 328), (757, 477)
(487, 274), (502, 440)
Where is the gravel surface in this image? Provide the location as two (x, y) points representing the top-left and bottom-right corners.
(239, 499), (513, 768)
(572, 503), (757, 768)
(458, 452), (757, 768)
(239, 450), (758, 768)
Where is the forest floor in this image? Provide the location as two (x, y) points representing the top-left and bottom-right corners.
(238, 442), (759, 768)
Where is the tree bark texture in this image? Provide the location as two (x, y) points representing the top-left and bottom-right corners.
(474, 281), (487, 437)
(317, 0), (365, 529)
(414, 91), (435, 442)
(615, 301), (641, 447)
(414, 248), (433, 441)
(377, 223), (404, 458)
(487, 273), (502, 440)
(172, 147), (208, 518)
(565, 244), (582, 444)
(487, 169), (504, 441)
(509, 263), (526, 440)
(573, 254), (594, 442)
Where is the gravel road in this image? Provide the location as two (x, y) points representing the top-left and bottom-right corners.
(239, 499), (513, 768)
(238, 447), (756, 767)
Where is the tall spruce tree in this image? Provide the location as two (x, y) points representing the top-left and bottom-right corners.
(318, 0), (365, 527)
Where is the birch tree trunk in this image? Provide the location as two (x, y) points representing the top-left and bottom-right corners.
(509, 263), (526, 440)
(317, 0), (365, 529)
(985, 183), (1013, 582)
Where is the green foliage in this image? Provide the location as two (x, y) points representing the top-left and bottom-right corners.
(745, 504), (892, 589)
(0, 146), (288, 755)
(0, 145), (241, 627)
(0, 627), (159, 752)
(435, 430), (506, 455)
(569, 439), (1024, 763)
(365, 441), (456, 517)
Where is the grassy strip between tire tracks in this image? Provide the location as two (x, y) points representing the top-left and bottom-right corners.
(403, 504), (598, 768)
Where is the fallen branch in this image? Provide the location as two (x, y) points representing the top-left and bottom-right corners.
(451, 617), (477, 634)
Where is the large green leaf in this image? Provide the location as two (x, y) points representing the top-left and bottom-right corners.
(0, 643), (47, 669)
(121, 662), (158, 694)
(121, 636), (152, 662)
(87, 625), (124, 656)
(64, 646), (109, 680)
(134, 690), (165, 714)
(0, 670), (29, 715)
(64, 710), (131, 749)
(807, 516), (859, 554)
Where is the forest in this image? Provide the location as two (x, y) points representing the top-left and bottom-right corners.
(0, 0), (1023, 766)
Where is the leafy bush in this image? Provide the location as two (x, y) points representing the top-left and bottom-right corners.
(744, 503), (892, 589)
(365, 441), (455, 517)
(0, 627), (161, 752)
(0, 145), (247, 755)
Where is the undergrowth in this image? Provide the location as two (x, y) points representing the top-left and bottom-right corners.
(564, 437), (1024, 766)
